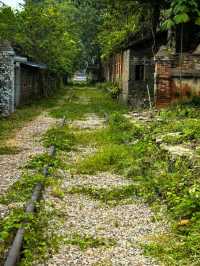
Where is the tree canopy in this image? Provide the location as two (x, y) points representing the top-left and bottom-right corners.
(0, 0), (82, 74)
(0, 0), (200, 73)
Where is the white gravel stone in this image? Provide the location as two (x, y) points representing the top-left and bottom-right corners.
(0, 113), (59, 195)
(62, 172), (132, 190)
(71, 114), (105, 130)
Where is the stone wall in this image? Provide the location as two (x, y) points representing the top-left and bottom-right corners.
(0, 42), (15, 116)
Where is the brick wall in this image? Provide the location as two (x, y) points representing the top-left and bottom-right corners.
(104, 49), (155, 107)
(155, 44), (200, 107)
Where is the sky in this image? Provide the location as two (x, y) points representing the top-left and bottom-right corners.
(2, 0), (24, 9)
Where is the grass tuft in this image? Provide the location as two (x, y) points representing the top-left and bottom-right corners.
(67, 184), (138, 204)
(42, 126), (75, 151)
(64, 234), (116, 250)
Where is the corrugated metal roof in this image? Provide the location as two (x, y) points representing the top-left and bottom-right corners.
(22, 61), (47, 69)
(14, 56), (27, 63)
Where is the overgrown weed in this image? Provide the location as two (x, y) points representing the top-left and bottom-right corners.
(67, 184), (138, 204)
(64, 234), (116, 250)
(42, 125), (76, 151)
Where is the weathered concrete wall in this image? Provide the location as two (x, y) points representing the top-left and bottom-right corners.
(172, 77), (200, 102)
(20, 65), (39, 103)
(20, 65), (59, 104)
(15, 62), (21, 107)
(120, 49), (130, 104)
(0, 42), (15, 116)
(104, 49), (155, 107)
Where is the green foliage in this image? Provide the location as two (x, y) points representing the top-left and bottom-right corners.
(64, 234), (116, 250)
(15, 0), (81, 74)
(43, 126), (75, 151)
(0, 1), (82, 74)
(20, 202), (62, 266)
(62, 86), (200, 264)
(3, 85), (200, 265)
(74, 112), (149, 176)
(50, 87), (127, 120)
(0, 173), (45, 204)
(164, 0), (200, 28)
(25, 153), (65, 172)
(0, 208), (24, 242)
(143, 225), (200, 265)
(0, 208), (25, 264)
(0, 6), (17, 40)
(68, 185), (138, 204)
(75, 144), (131, 174)
(73, 0), (102, 68)
(99, 82), (122, 99)
(97, 2), (148, 58)
(0, 146), (20, 155)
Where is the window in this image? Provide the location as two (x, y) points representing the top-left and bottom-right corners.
(135, 65), (144, 81)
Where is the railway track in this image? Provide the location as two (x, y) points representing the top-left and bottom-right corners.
(4, 117), (66, 266)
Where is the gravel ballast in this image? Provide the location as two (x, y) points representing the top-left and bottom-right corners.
(0, 113), (58, 195)
(42, 114), (166, 266)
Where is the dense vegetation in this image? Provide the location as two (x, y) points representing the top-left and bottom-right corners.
(73, 0), (200, 58)
(1, 0), (200, 72)
(2, 86), (200, 264)
(1, 0), (200, 264)
(0, 1), (82, 74)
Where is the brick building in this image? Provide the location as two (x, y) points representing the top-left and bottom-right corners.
(155, 44), (200, 107)
(0, 42), (60, 116)
(103, 26), (200, 108)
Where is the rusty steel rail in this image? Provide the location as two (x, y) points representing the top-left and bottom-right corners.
(4, 117), (66, 266)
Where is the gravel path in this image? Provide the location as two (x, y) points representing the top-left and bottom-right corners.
(43, 114), (165, 266)
(62, 172), (132, 190)
(71, 114), (105, 130)
(0, 113), (58, 195)
(45, 176), (163, 266)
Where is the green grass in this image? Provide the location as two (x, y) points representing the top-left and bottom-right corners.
(0, 87), (68, 147)
(3, 85), (200, 265)
(75, 144), (132, 174)
(20, 201), (63, 266)
(0, 173), (45, 205)
(0, 208), (25, 264)
(60, 86), (200, 265)
(42, 125), (76, 151)
(24, 153), (66, 172)
(0, 152), (67, 264)
(0, 146), (21, 155)
(50, 87), (128, 120)
(143, 231), (200, 266)
(67, 184), (138, 204)
(64, 234), (116, 250)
